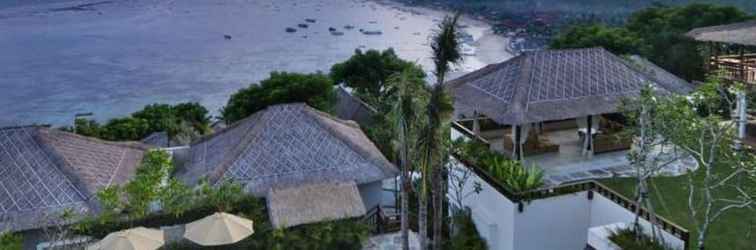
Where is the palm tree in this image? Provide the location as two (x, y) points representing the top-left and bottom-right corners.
(387, 68), (427, 250)
(427, 13), (462, 250)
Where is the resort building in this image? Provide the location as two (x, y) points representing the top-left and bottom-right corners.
(175, 103), (399, 228)
(0, 126), (151, 248)
(448, 47), (694, 185)
(687, 21), (756, 150)
(687, 20), (756, 85)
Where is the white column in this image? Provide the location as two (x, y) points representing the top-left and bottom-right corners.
(736, 92), (747, 150)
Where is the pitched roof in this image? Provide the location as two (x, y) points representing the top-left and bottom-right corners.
(686, 20), (756, 46)
(0, 126), (149, 231)
(447, 48), (694, 125)
(334, 86), (377, 125)
(266, 181), (366, 228)
(178, 103), (398, 195)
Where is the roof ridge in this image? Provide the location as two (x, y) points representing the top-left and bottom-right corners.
(302, 105), (397, 176)
(39, 127), (153, 151)
(207, 107), (272, 183)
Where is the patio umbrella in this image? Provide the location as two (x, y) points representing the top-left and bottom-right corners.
(86, 227), (164, 250)
(184, 212), (254, 246)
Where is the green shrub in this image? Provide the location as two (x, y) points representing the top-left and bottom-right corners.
(452, 139), (544, 193)
(0, 232), (22, 250)
(609, 228), (673, 250)
(449, 210), (487, 250)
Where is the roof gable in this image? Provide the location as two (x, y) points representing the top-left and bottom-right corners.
(0, 126), (149, 231)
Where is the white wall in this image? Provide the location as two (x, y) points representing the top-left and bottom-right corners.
(451, 161), (515, 250)
(359, 179), (395, 209)
(590, 194), (686, 250)
(453, 164), (687, 250)
(513, 192), (592, 250)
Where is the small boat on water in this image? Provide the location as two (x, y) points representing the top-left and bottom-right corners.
(298, 24), (309, 28)
(362, 30), (382, 35)
(331, 31), (344, 36)
(285, 27), (297, 33)
(305, 18), (316, 23)
(344, 25), (355, 30)
(328, 27), (336, 32)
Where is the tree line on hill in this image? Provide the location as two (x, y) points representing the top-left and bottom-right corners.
(550, 3), (753, 81)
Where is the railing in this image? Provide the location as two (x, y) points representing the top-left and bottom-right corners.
(450, 123), (690, 249)
(363, 205), (404, 235)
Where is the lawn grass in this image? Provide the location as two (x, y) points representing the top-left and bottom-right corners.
(601, 170), (756, 250)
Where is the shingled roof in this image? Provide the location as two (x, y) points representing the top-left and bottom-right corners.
(447, 48), (694, 125)
(334, 86), (377, 125)
(686, 20), (756, 46)
(0, 126), (150, 231)
(177, 103), (398, 196)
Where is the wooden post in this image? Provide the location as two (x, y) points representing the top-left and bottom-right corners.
(514, 125), (522, 161)
(740, 45), (746, 82)
(586, 115), (593, 153)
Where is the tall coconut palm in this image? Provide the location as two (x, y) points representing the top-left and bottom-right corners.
(428, 13), (462, 250)
(387, 68), (427, 250)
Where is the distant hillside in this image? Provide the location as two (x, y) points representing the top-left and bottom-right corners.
(435, 0), (756, 14)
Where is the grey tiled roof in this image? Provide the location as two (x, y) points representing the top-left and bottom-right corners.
(447, 48), (694, 125)
(686, 20), (756, 46)
(334, 86), (377, 125)
(178, 103), (398, 196)
(0, 126), (149, 232)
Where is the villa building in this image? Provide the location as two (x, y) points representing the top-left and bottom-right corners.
(447, 47), (694, 185)
(175, 103), (399, 228)
(687, 21), (756, 150)
(0, 126), (151, 248)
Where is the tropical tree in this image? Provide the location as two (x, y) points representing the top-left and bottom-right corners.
(387, 67), (427, 250)
(221, 71), (335, 123)
(331, 48), (426, 104)
(425, 13), (462, 250)
(649, 77), (756, 249)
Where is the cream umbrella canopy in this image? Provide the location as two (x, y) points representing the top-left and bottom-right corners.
(184, 212), (254, 246)
(86, 227), (164, 250)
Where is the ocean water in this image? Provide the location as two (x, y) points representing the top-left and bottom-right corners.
(0, 0), (509, 127)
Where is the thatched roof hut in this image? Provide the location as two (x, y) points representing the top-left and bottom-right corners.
(686, 20), (756, 46)
(266, 181), (366, 228)
(0, 126), (150, 231)
(177, 103), (397, 195)
(447, 48), (693, 125)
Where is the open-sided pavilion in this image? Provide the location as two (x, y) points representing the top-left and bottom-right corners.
(447, 48), (693, 182)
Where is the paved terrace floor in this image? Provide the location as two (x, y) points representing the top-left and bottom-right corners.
(482, 129), (696, 186)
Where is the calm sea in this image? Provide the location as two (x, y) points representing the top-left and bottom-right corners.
(0, 0), (505, 126)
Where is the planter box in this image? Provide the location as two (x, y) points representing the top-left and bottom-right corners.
(587, 223), (628, 250)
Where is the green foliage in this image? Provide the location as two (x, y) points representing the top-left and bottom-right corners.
(330, 48), (425, 99)
(94, 150), (174, 220)
(449, 210), (488, 250)
(452, 139), (544, 193)
(222, 71), (336, 123)
(196, 180), (245, 212)
(70, 102), (210, 142)
(483, 156), (544, 193)
(158, 178), (194, 218)
(550, 24), (642, 55)
(550, 3), (752, 81)
(609, 228), (673, 250)
(124, 149), (174, 218)
(96, 185), (124, 223)
(0, 232), (22, 250)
